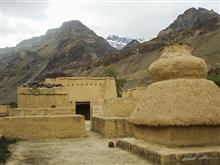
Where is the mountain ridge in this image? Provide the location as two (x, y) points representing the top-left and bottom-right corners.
(0, 20), (115, 103)
(158, 7), (219, 39)
(71, 7), (220, 89)
(0, 7), (220, 104)
(106, 35), (144, 50)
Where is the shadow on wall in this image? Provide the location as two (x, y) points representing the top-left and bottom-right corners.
(0, 136), (16, 164)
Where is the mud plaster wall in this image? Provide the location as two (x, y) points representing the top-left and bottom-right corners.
(91, 99), (105, 117)
(0, 105), (10, 113)
(45, 77), (117, 102)
(9, 108), (75, 116)
(102, 98), (137, 117)
(122, 87), (147, 100)
(91, 117), (133, 137)
(133, 125), (220, 147)
(17, 87), (71, 108)
(129, 79), (220, 126)
(0, 115), (86, 139)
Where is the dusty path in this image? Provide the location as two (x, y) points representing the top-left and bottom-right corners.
(6, 122), (150, 165)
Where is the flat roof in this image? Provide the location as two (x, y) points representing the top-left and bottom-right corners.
(46, 77), (115, 80)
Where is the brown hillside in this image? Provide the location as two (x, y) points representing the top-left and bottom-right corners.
(0, 7), (220, 103)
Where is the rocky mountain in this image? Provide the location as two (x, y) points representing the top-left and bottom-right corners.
(123, 39), (140, 50)
(106, 35), (144, 50)
(158, 7), (219, 39)
(1, 7), (220, 104)
(0, 20), (115, 103)
(70, 7), (220, 89)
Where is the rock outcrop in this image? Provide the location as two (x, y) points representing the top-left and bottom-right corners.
(123, 39), (140, 50)
(0, 20), (115, 103)
(158, 7), (219, 38)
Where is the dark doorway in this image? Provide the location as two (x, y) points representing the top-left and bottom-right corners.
(76, 102), (90, 120)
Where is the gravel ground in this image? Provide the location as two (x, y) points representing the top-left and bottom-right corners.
(6, 122), (150, 165)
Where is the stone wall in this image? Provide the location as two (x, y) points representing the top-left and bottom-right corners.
(91, 117), (133, 137)
(17, 87), (70, 108)
(0, 115), (86, 139)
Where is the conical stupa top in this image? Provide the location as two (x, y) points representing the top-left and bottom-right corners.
(161, 43), (192, 57)
(148, 43), (208, 82)
(129, 44), (220, 126)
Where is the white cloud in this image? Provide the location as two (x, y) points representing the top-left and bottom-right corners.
(1, 16), (48, 47)
(45, 1), (220, 39)
(0, 0), (219, 48)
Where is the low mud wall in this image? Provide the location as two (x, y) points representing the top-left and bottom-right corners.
(9, 108), (75, 116)
(0, 115), (86, 139)
(0, 105), (10, 116)
(91, 117), (133, 138)
(102, 98), (137, 117)
(17, 87), (71, 109)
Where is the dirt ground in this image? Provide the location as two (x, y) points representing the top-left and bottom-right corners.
(6, 122), (150, 165)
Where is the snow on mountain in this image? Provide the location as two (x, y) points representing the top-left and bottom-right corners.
(106, 35), (145, 50)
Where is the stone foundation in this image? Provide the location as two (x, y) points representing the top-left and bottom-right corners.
(133, 125), (220, 147)
(91, 117), (133, 137)
(0, 115), (86, 139)
(116, 138), (220, 165)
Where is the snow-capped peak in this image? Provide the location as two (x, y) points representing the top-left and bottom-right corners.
(106, 35), (144, 50)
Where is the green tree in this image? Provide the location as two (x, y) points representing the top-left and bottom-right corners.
(103, 67), (126, 97)
(208, 75), (220, 87)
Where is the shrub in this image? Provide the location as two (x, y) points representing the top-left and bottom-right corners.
(208, 75), (220, 87)
(103, 67), (126, 97)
